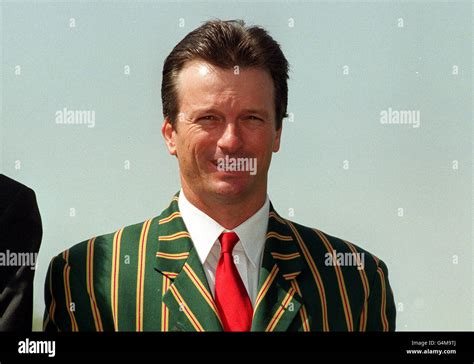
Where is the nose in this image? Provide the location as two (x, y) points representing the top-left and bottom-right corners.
(217, 121), (243, 154)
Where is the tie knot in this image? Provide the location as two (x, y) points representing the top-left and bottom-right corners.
(219, 232), (239, 253)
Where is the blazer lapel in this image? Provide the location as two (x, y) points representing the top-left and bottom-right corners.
(251, 205), (305, 332)
(154, 194), (223, 332)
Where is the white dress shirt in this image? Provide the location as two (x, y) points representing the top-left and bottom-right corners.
(178, 189), (269, 306)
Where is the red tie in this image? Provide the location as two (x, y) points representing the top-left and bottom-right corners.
(215, 232), (253, 331)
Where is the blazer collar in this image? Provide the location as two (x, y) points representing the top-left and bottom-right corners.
(154, 193), (305, 332)
(251, 204), (305, 331)
(154, 193), (223, 331)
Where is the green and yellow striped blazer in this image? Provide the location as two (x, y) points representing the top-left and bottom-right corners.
(43, 193), (396, 332)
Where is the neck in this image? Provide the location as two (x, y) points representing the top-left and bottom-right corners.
(181, 185), (267, 230)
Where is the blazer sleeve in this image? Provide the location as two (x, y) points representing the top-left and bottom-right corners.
(43, 255), (66, 332)
(365, 259), (396, 331)
(43, 253), (93, 332)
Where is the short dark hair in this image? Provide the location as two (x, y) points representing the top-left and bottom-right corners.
(161, 19), (289, 129)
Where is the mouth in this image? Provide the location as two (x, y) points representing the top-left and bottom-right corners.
(210, 157), (256, 175)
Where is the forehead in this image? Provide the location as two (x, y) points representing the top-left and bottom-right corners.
(175, 60), (274, 113)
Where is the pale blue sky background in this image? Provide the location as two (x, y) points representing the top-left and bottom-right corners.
(0, 0), (472, 331)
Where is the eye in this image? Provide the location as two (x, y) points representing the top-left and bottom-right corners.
(199, 115), (216, 121)
(246, 115), (263, 121)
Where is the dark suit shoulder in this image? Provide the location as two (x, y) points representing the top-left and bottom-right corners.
(0, 175), (36, 214)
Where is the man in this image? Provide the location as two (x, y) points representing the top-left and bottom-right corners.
(44, 20), (396, 332)
(0, 174), (42, 331)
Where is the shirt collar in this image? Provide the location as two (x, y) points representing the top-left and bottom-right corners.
(178, 189), (269, 267)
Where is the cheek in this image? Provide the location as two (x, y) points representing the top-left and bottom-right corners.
(249, 130), (276, 154)
(243, 140), (273, 172)
(178, 134), (214, 164)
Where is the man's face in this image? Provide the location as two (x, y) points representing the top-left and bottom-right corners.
(162, 60), (282, 204)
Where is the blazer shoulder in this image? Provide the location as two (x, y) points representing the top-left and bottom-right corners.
(284, 219), (387, 275)
(49, 217), (159, 270)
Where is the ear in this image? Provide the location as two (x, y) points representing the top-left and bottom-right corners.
(162, 117), (177, 156)
(272, 124), (282, 153)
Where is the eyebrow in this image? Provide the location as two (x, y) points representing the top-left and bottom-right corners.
(191, 108), (270, 119)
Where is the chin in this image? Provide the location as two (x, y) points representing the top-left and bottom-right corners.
(210, 179), (252, 200)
